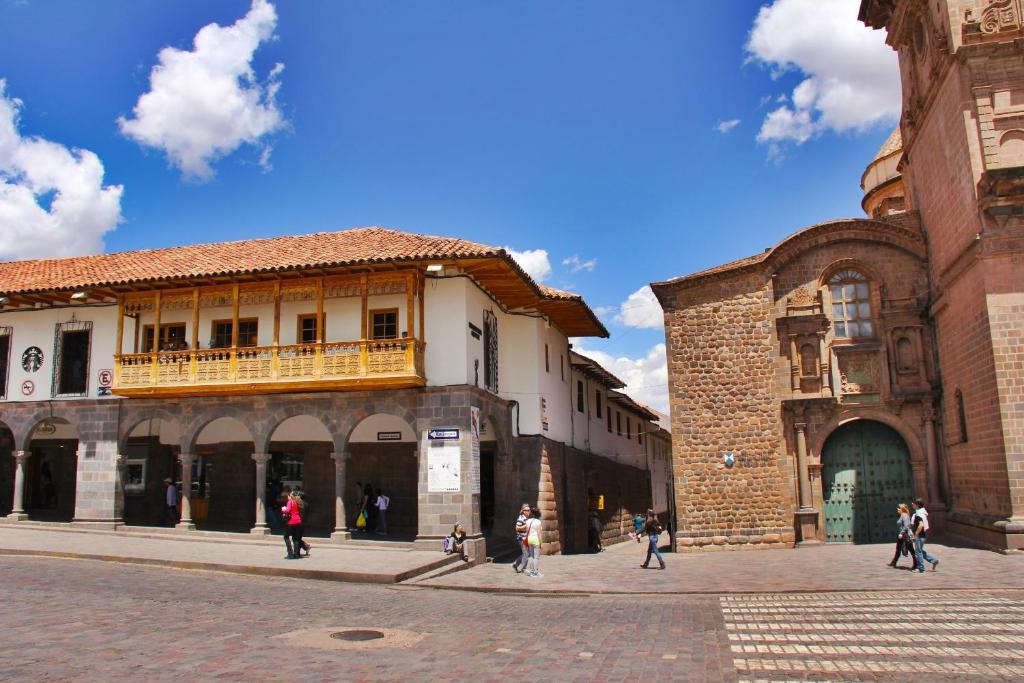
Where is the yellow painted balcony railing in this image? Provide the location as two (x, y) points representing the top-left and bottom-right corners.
(114, 338), (426, 397)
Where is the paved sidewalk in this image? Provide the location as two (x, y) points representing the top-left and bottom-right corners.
(0, 525), (456, 584)
(420, 533), (1024, 594)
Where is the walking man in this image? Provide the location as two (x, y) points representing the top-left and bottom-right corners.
(911, 498), (939, 573)
(512, 503), (531, 573)
(641, 509), (666, 570)
(163, 478), (179, 527)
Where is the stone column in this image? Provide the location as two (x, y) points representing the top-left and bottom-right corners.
(250, 452), (271, 535)
(793, 420), (820, 544)
(330, 451), (352, 541)
(819, 335), (832, 397)
(176, 453), (196, 530)
(922, 402), (943, 509)
(7, 451), (29, 521)
(795, 422), (812, 510)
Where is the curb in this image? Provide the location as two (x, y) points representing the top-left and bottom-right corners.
(415, 582), (1024, 597)
(0, 548), (454, 585)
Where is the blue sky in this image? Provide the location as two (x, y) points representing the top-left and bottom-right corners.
(0, 0), (901, 411)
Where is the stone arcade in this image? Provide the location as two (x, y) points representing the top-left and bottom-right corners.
(0, 227), (671, 559)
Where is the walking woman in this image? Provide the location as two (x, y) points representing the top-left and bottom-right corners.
(888, 503), (918, 570)
(524, 506), (543, 578)
(641, 509), (666, 570)
(281, 490), (309, 559)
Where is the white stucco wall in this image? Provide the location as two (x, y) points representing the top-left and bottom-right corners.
(0, 304), (119, 401)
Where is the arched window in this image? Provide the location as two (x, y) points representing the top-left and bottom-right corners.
(829, 270), (873, 339)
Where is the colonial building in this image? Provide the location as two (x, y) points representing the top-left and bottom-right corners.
(652, 0), (1023, 553)
(0, 227), (668, 558)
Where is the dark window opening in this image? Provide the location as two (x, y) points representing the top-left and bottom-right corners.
(144, 323), (187, 352)
(616, 411), (622, 436)
(626, 417), (631, 440)
(595, 390), (602, 419)
(956, 389), (968, 443)
(606, 409), (612, 433)
(298, 314), (326, 344)
(576, 380), (585, 413)
(544, 343), (549, 373)
(371, 310), (398, 340)
(483, 310), (498, 393)
(56, 329), (90, 396)
(0, 330), (10, 399)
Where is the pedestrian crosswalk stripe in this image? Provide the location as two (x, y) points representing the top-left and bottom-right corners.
(725, 621), (1023, 632)
(732, 657), (1024, 676)
(730, 643), (1018, 658)
(728, 631), (1024, 644)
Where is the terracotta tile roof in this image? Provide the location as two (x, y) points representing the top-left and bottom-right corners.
(0, 226), (502, 294)
(0, 225), (610, 338)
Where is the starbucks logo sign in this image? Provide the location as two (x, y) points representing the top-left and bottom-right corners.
(22, 346), (44, 372)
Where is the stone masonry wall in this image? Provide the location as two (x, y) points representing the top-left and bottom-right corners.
(661, 268), (794, 551)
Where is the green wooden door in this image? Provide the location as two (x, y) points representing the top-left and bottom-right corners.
(822, 421), (914, 543)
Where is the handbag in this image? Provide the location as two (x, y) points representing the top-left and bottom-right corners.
(355, 509), (367, 528)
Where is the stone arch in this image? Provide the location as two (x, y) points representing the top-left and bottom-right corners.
(183, 414), (257, 453)
(810, 408), (925, 468)
(262, 414), (334, 453)
(15, 411), (79, 452)
(817, 257), (884, 289)
(119, 410), (183, 453)
(257, 405), (341, 454)
(341, 403), (418, 447)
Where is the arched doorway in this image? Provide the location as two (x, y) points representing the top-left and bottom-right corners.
(0, 421), (14, 516)
(347, 413), (417, 540)
(122, 417), (182, 527)
(25, 418), (78, 522)
(822, 420), (914, 543)
(192, 417), (255, 532)
(266, 415), (334, 536)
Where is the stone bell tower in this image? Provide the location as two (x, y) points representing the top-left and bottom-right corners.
(860, 0), (1024, 550)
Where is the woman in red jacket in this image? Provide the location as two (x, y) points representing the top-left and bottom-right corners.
(281, 490), (309, 559)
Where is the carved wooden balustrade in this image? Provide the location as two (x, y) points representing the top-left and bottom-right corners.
(115, 338), (426, 396)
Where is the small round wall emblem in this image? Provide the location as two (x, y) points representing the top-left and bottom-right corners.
(22, 346), (44, 372)
(98, 369), (113, 388)
(21, 380), (35, 396)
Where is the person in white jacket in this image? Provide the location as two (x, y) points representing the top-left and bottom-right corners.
(911, 499), (939, 573)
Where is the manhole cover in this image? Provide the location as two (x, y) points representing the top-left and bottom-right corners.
(330, 630), (386, 642)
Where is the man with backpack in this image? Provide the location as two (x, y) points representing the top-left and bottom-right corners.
(641, 509), (666, 570)
(911, 498), (939, 573)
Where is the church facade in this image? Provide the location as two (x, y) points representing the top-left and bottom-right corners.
(653, 0), (1024, 553)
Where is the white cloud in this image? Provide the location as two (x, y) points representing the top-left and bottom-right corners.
(573, 342), (669, 414)
(503, 246), (552, 282)
(118, 0), (286, 180)
(0, 80), (123, 261)
(715, 118), (741, 133)
(562, 254), (597, 273)
(746, 0), (900, 152)
(614, 285), (663, 329)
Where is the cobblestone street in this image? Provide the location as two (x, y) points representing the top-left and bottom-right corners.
(3, 555), (1024, 681)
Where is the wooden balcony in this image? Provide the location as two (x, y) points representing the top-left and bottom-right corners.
(113, 339), (426, 397)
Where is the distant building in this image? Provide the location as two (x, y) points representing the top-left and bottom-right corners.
(0, 227), (667, 556)
(652, 0), (1024, 552)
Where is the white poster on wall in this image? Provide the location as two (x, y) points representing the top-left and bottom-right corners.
(427, 445), (461, 493)
(470, 407), (481, 494)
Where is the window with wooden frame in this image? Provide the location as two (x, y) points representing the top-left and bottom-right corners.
(828, 270), (873, 339)
(606, 408), (612, 433)
(616, 411), (622, 436)
(544, 343), (550, 373)
(370, 309), (399, 340)
(297, 313), (326, 344)
(576, 380), (585, 413)
(143, 323), (187, 352)
(211, 319), (258, 348)
(0, 327), (11, 400)
(626, 417), (631, 440)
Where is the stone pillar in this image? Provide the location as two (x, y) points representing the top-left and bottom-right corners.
(250, 452), (271, 535)
(795, 422), (812, 510)
(922, 401), (945, 524)
(330, 451), (352, 541)
(7, 451), (29, 521)
(793, 421), (820, 545)
(538, 444), (560, 554)
(789, 335), (800, 391)
(113, 453), (127, 526)
(176, 453), (196, 530)
(819, 335), (832, 397)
